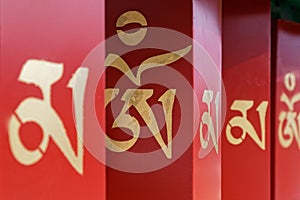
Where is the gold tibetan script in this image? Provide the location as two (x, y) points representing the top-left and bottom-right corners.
(278, 72), (300, 149)
(105, 11), (191, 159)
(226, 100), (268, 150)
(8, 60), (87, 175)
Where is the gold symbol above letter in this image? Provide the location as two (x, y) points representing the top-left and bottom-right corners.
(116, 11), (148, 46)
(279, 72), (300, 149)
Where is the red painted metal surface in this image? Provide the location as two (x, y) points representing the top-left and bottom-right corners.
(0, 1), (278, 199)
(222, 1), (271, 199)
(105, 1), (193, 199)
(275, 20), (300, 200)
(193, 0), (222, 199)
(105, 0), (221, 199)
(0, 1), (105, 199)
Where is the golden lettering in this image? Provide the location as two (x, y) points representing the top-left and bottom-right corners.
(105, 45), (192, 86)
(104, 11), (191, 158)
(8, 60), (87, 174)
(226, 100), (268, 150)
(278, 72), (300, 149)
(105, 89), (176, 159)
(116, 11), (148, 46)
(199, 90), (220, 154)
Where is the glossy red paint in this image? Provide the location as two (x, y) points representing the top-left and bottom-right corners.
(193, 0), (222, 199)
(105, 1), (193, 199)
(222, 1), (271, 199)
(105, 0), (221, 199)
(0, 1), (105, 199)
(275, 20), (300, 200)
